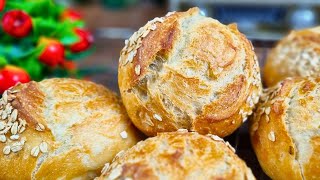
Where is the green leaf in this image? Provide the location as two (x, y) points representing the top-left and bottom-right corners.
(66, 21), (85, 28)
(29, 0), (56, 18)
(7, 0), (59, 18)
(0, 56), (8, 68)
(0, 43), (43, 62)
(59, 32), (79, 45)
(32, 18), (59, 36)
(49, 21), (85, 45)
(0, 0), (92, 80)
(51, 21), (82, 35)
(0, 45), (25, 61)
(15, 57), (44, 81)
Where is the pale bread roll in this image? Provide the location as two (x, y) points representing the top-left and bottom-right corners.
(264, 27), (320, 87)
(250, 77), (320, 179)
(0, 78), (142, 179)
(98, 131), (255, 180)
(118, 7), (262, 137)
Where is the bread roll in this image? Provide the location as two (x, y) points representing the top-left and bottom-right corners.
(264, 27), (320, 87)
(118, 7), (262, 137)
(0, 78), (141, 179)
(250, 77), (320, 179)
(98, 131), (255, 180)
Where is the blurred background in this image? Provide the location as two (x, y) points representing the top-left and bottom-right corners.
(58, 0), (320, 91)
(1, 0), (320, 93)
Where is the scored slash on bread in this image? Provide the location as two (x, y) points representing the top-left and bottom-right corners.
(0, 78), (142, 179)
(250, 77), (320, 179)
(118, 7), (262, 137)
(98, 131), (255, 180)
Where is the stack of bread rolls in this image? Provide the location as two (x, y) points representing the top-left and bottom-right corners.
(255, 26), (320, 179)
(1, 7), (319, 180)
(109, 7), (260, 179)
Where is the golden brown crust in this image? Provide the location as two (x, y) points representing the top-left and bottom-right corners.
(118, 7), (262, 137)
(12, 82), (49, 130)
(250, 77), (320, 179)
(98, 131), (255, 180)
(264, 27), (320, 87)
(0, 78), (142, 179)
(304, 136), (320, 179)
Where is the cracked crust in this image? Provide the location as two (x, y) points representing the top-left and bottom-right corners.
(0, 78), (142, 179)
(264, 26), (320, 87)
(250, 77), (320, 179)
(98, 131), (255, 180)
(118, 7), (262, 137)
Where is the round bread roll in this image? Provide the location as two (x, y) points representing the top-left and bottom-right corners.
(118, 7), (262, 137)
(0, 78), (142, 179)
(98, 131), (255, 180)
(250, 77), (320, 179)
(264, 27), (320, 87)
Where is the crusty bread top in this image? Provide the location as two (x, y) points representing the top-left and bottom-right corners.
(0, 78), (141, 179)
(264, 27), (320, 86)
(250, 77), (320, 179)
(99, 131), (255, 180)
(118, 7), (262, 137)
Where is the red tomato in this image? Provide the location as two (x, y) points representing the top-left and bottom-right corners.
(2, 10), (32, 38)
(0, 0), (6, 11)
(61, 8), (82, 22)
(0, 65), (31, 94)
(38, 38), (65, 67)
(70, 28), (93, 53)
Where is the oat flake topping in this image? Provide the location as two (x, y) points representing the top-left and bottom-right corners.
(0, 89), (48, 156)
(119, 16), (166, 66)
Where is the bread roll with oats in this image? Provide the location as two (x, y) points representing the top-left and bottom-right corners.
(250, 77), (320, 179)
(98, 131), (255, 180)
(0, 78), (141, 179)
(264, 27), (320, 87)
(118, 7), (262, 137)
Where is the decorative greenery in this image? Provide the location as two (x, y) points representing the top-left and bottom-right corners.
(0, 0), (94, 93)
